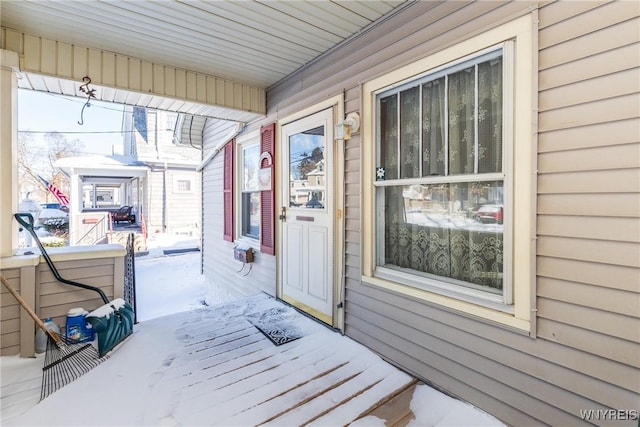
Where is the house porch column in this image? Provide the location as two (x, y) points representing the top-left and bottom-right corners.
(1, 50), (20, 258)
(70, 173), (81, 214)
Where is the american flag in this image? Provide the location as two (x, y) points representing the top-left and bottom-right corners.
(38, 175), (70, 207)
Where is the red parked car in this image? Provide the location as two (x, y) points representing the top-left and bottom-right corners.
(476, 204), (503, 224)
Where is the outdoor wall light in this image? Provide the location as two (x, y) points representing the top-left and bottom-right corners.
(335, 112), (360, 141)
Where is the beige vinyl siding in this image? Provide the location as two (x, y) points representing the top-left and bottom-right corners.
(536, 0), (640, 374)
(262, 0), (640, 425)
(1, 253), (122, 356)
(344, 85), (363, 294)
(346, 289), (639, 415)
(201, 120), (276, 299)
(0, 268), (23, 356)
(36, 257), (117, 328)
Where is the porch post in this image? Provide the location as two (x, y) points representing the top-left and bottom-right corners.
(70, 173), (81, 214)
(0, 50), (20, 258)
(68, 173), (81, 245)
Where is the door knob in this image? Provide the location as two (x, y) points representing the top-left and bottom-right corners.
(279, 206), (287, 222)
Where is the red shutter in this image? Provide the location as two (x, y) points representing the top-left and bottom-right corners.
(222, 140), (234, 242)
(259, 123), (276, 255)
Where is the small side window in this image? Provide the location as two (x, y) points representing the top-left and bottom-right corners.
(240, 144), (260, 240)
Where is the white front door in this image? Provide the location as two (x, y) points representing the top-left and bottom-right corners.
(280, 108), (334, 325)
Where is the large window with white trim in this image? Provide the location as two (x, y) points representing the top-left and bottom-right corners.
(374, 44), (513, 306)
(363, 15), (534, 328)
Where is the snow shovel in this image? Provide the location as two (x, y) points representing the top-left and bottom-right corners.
(1, 273), (109, 400)
(14, 212), (134, 357)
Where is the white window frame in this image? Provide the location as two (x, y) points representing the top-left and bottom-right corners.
(234, 129), (261, 247)
(361, 14), (536, 332)
(375, 44), (512, 307)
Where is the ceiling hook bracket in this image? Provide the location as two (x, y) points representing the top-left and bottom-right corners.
(77, 76), (97, 125)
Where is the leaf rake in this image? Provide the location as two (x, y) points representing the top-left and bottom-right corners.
(1, 273), (109, 400)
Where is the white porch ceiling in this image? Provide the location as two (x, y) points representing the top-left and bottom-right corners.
(1, 0), (408, 89)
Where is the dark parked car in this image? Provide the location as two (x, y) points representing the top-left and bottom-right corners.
(41, 203), (69, 212)
(476, 204), (503, 224)
(112, 206), (136, 224)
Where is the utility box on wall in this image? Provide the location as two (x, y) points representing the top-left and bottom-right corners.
(234, 246), (253, 263)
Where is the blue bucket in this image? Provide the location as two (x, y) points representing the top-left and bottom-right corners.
(65, 308), (94, 343)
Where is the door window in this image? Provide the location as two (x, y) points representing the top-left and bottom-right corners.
(288, 126), (325, 210)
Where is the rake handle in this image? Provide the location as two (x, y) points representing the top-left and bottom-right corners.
(0, 273), (63, 345)
(14, 213), (110, 304)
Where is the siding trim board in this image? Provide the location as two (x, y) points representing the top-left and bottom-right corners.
(537, 93), (640, 133)
(538, 18), (640, 70)
(539, 68), (640, 111)
(538, 145), (640, 174)
(536, 318), (640, 369)
(538, 277), (640, 320)
(538, 1), (639, 50)
(537, 236), (640, 268)
(537, 297), (638, 343)
(538, 43), (640, 92)
(537, 215), (640, 244)
(537, 256), (639, 293)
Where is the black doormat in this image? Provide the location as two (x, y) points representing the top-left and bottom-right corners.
(245, 307), (304, 346)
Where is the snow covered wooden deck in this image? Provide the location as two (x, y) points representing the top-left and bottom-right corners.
(149, 293), (416, 426)
(2, 293), (418, 426)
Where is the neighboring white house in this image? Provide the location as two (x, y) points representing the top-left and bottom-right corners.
(55, 107), (203, 244)
(122, 107), (203, 236)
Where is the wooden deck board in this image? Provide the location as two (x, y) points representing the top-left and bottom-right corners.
(355, 381), (419, 426)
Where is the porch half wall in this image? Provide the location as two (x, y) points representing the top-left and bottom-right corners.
(246, 1), (638, 426)
(1, 245), (125, 357)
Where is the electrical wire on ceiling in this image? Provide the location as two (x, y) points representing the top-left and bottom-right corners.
(18, 130), (172, 134)
(30, 90), (130, 114)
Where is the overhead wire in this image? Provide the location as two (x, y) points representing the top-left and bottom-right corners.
(18, 129), (172, 134)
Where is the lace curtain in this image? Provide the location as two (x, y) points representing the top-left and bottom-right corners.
(422, 78), (445, 176)
(377, 54), (504, 293)
(384, 186), (503, 291)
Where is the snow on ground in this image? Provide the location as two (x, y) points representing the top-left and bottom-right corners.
(135, 252), (206, 322)
(1, 234), (505, 426)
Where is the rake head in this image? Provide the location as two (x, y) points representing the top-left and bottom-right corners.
(40, 334), (110, 401)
